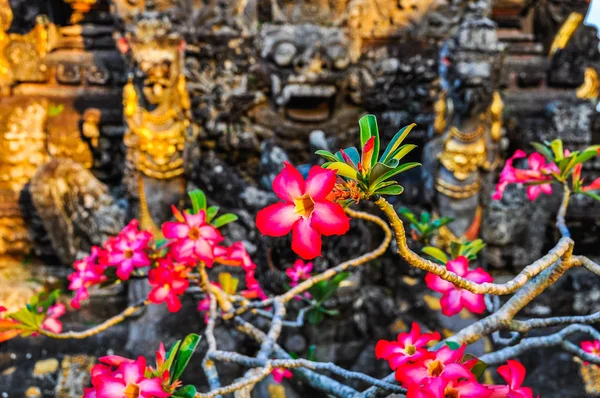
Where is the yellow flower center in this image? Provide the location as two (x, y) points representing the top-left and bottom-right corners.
(124, 249), (134, 259)
(445, 386), (460, 398)
(427, 359), (444, 377)
(189, 227), (200, 240)
(404, 344), (416, 356)
(124, 383), (140, 398)
(294, 194), (315, 217)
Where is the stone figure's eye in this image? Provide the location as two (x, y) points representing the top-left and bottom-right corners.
(327, 45), (349, 70)
(273, 42), (297, 66)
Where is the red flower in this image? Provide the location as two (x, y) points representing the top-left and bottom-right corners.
(162, 209), (223, 266)
(40, 303), (66, 334)
(256, 162), (350, 259)
(0, 307), (23, 343)
(493, 150), (558, 201)
(241, 271), (267, 300)
(407, 377), (492, 398)
(213, 242), (256, 271)
(148, 258), (190, 312)
(580, 340), (600, 365)
(395, 345), (475, 388)
(425, 256), (493, 317)
(489, 360), (534, 398)
(68, 247), (108, 309)
(104, 220), (152, 280)
(375, 322), (441, 370)
(573, 164), (600, 192)
(271, 367), (293, 384)
(88, 356), (170, 398)
(286, 259), (313, 287)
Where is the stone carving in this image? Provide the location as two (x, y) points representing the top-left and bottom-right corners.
(423, 12), (505, 244)
(29, 159), (126, 265)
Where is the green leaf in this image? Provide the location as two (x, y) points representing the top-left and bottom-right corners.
(460, 239), (486, 260)
(574, 145), (600, 165)
(48, 103), (64, 117)
(369, 162), (395, 184)
(316, 272), (351, 306)
(37, 290), (61, 313)
(212, 213), (238, 228)
(420, 212), (431, 224)
(9, 309), (38, 328)
(390, 144), (417, 162)
(358, 114), (380, 168)
(326, 162), (358, 179)
(550, 139), (564, 161)
(584, 191), (600, 201)
(385, 158), (400, 168)
(165, 340), (182, 374)
(173, 385), (197, 398)
(171, 334), (201, 382)
(380, 123), (417, 163)
(422, 246), (449, 264)
(206, 206), (219, 222)
(315, 150), (339, 163)
(531, 142), (555, 164)
(307, 345), (316, 361)
(449, 241), (462, 259)
(445, 341), (461, 350)
(371, 162), (421, 187)
(431, 217), (454, 229)
(373, 185), (404, 196)
(189, 190), (207, 214)
(308, 308), (324, 325)
(558, 154), (577, 175)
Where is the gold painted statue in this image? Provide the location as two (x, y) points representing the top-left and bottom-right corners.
(423, 16), (505, 245)
(117, 13), (195, 223)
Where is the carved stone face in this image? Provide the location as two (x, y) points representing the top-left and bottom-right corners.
(259, 23), (354, 124)
(133, 47), (179, 105)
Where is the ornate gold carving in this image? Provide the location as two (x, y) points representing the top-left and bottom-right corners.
(489, 91), (503, 142)
(137, 174), (162, 237)
(0, 4), (58, 93)
(433, 90), (447, 134)
(438, 132), (487, 181)
(64, 0), (99, 24)
(435, 177), (481, 199)
(82, 108), (101, 148)
(549, 12), (583, 57)
(47, 103), (94, 169)
(577, 67), (599, 100)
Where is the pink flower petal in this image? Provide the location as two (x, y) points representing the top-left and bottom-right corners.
(184, 210), (206, 228)
(460, 290), (486, 314)
(464, 268), (493, 284)
(95, 375), (126, 397)
(256, 203), (300, 237)
(527, 153), (546, 171)
(425, 273), (454, 293)
(273, 162), (306, 202)
(305, 166), (337, 201)
(41, 318), (62, 333)
(498, 360), (526, 390)
(526, 185), (541, 201)
(165, 294), (182, 313)
(149, 286), (170, 304)
(121, 358), (144, 385)
(311, 201), (350, 236)
(443, 363), (475, 380)
(440, 289), (463, 317)
(138, 377), (171, 397)
(199, 225), (223, 242)
(162, 222), (190, 239)
(116, 260), (134, 281)
(194, 238), (216, 263)
(291, 217), (322, 259)
(446, 256), (468, 276)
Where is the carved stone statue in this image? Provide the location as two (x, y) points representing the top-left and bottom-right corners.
(423, 13), (505, 245)
(117, 12), (195, 224)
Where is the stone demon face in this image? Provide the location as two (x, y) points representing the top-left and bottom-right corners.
(259, 23), (354, 124)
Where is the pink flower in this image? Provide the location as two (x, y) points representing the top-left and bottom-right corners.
(162, 209), (223, 266)
(271, 367), (293, 384)
(90, 356), (170, 398)
(489, 360), (534, 398)
(395, 345), (475, 388)
(573, 164), (600, 192)
(493, 150), (558, 201)
(256, 162), (350, 259)
(425, 256), (493, 317)
(581, 340), (600, 365)
(68, 247), (108, 309)
(375, 322), (441, 370)
(286, 259), (313, 287)
(104, 220), (152, 280)
(40, 303), (66, 334)
(241, 271), (267, 300)
(148, 258), (190, 312)
(213, 242), (256, 271)
(407, 377), (492, 398)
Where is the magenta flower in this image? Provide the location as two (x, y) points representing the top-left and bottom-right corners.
(40, 303), (66, 334)
(407, 377), (492, 398)
(271, 367), (293, 384)
(213, 242), (256, 271)
(395, 345), (475, 388)
(241, 271), (267, 300)
(162, 209), (223, 266)
(148, 258), (190, 312)
(104, 220), (152, 280)
(489, 360), (533, 398)
(68, 246), (107, 309)
(493, 150), (558, 201)
(425, 256), (493, 317)
(375, 322), (441, 370)
(286, 259), (313, 287)
(89, 356), (170, 398)
(256, 162), (350, 259)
